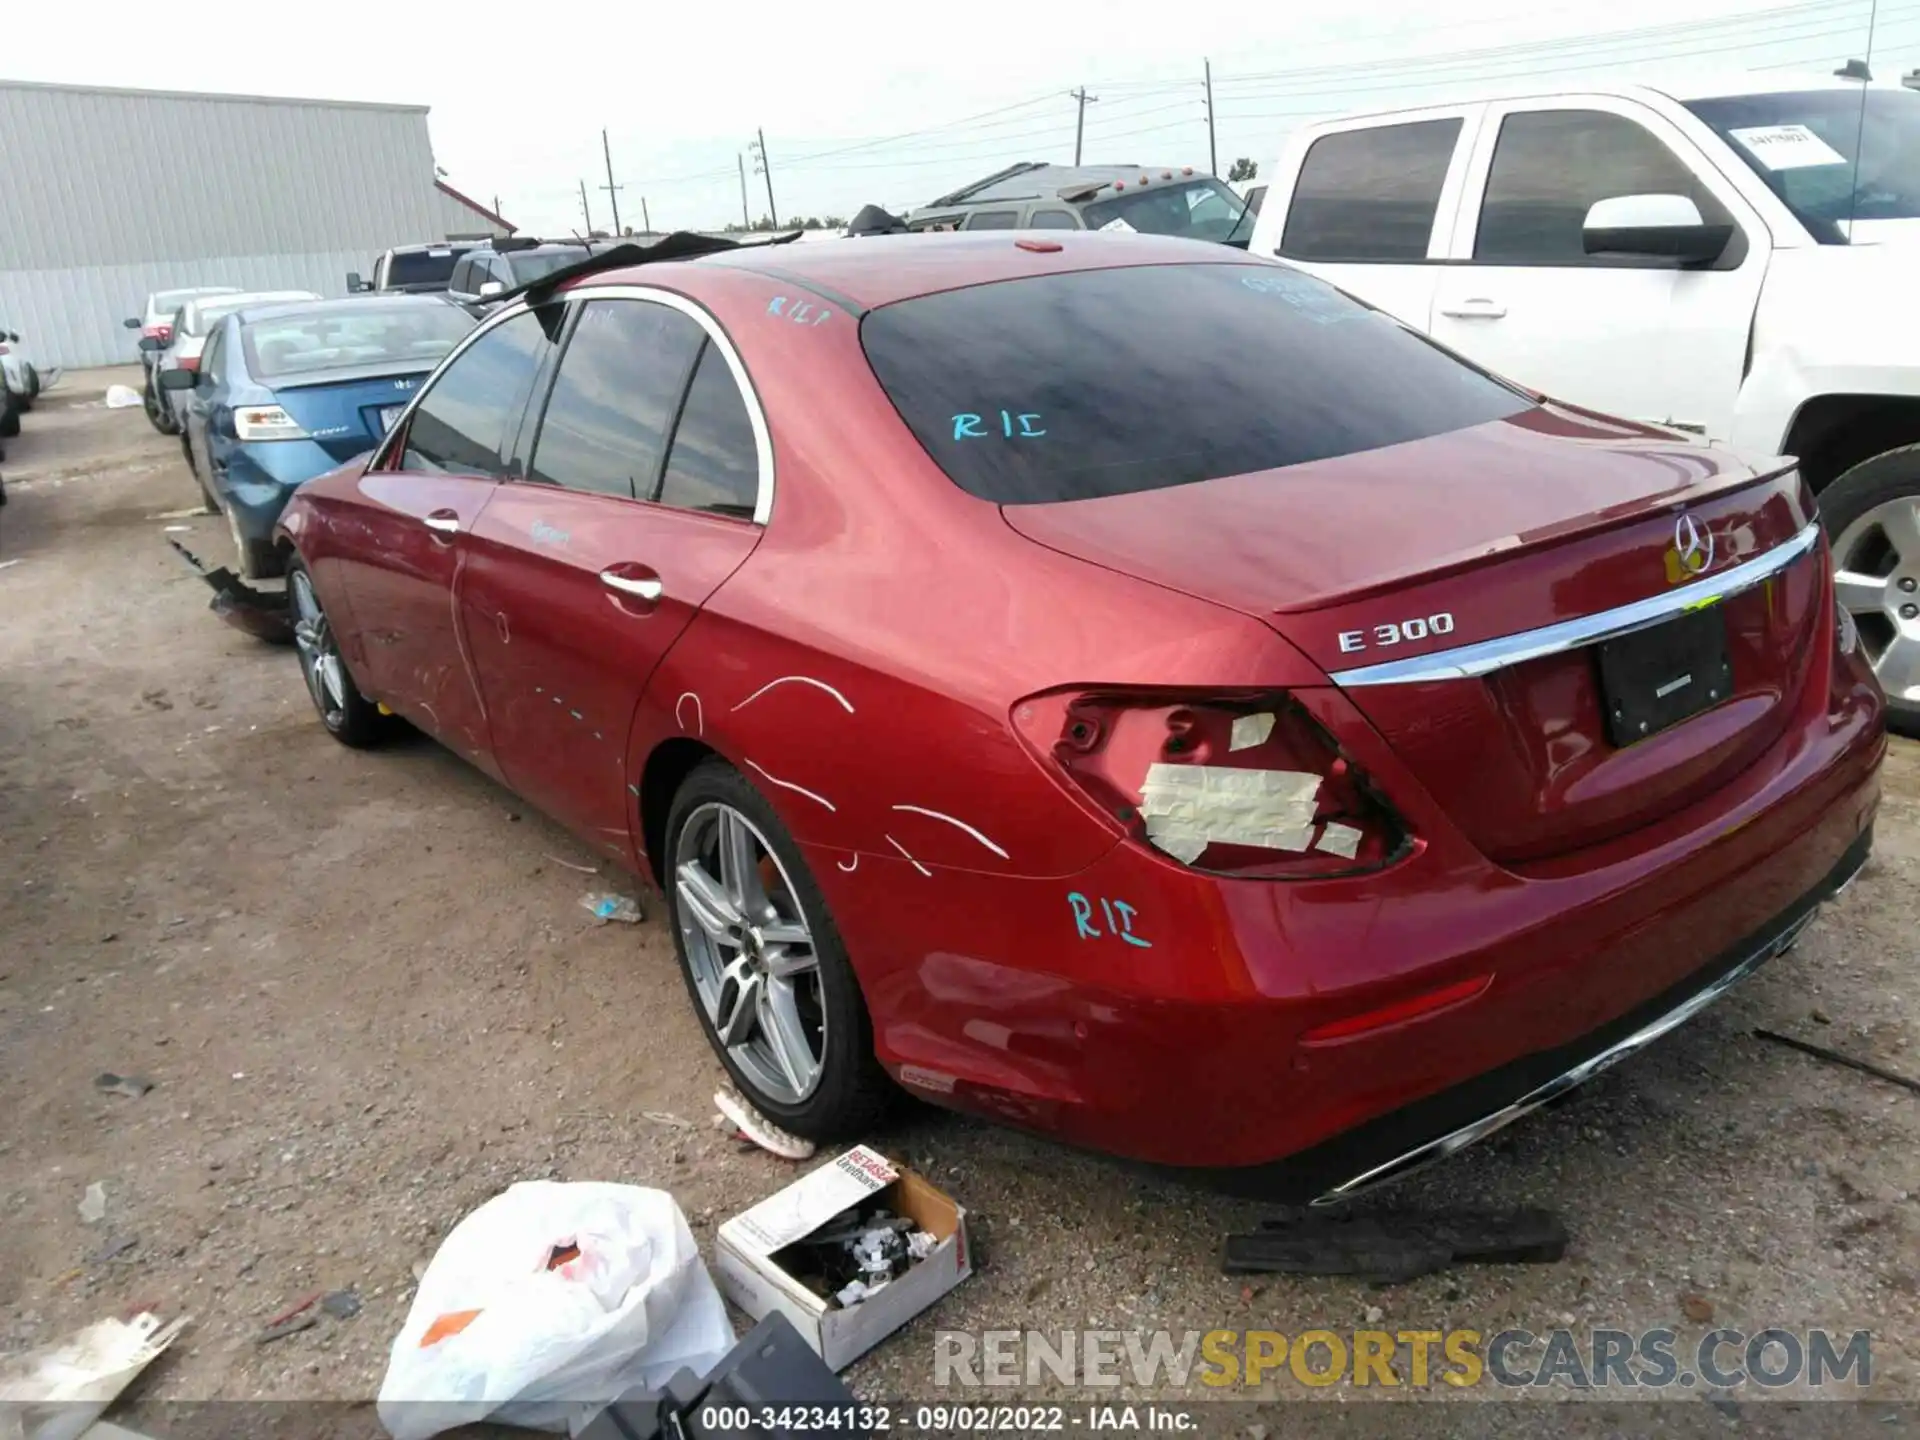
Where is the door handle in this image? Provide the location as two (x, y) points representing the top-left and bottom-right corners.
(423, 510), (460, 534)
(600, 570), (663, 601)
(1440, 298), (1507, 319)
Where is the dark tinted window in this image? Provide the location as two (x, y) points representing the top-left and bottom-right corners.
(1280, 119), (1462, 262)
(1029, 209), (1079, 229)
(1686, 88), (1920, 242)
(861, 263), (1529, 505)
(965, 210), (1020, 230)
(386, 249), (462, 287)
(657, 343), (759, 516)
(402, 310), (554, 476)
(448, 257), (477, 294)
(1475, 110), (1729, 264)
(530, 299), (705, 498)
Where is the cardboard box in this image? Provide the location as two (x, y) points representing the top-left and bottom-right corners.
(714, 1146), (972, 1371)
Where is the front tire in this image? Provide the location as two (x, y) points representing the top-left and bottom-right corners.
(287, 560), (385, 747)
(664, 760), (891, 1140)
(1823, 443), (1920, 736)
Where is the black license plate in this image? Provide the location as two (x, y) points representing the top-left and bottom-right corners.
(1596, 607), (1733, 746)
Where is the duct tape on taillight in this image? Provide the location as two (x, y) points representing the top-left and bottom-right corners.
(1012, 688), (1412, 879)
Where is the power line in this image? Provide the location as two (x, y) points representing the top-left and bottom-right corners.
(1212, 11), (1920, 120)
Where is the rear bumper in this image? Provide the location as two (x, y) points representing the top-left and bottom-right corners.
(844, 657), (1883, 1185)
(222, 444), (333, 543)
(1204, 824), (1871, 1204)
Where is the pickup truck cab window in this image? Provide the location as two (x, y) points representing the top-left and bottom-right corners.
(1280, 119), (1463, 263)
(1474, 109), (1736, 266)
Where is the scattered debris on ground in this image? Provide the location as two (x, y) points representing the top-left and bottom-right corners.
(580, 893), (644, 924)
(713, 1090), (816, 1161)
(92, 1073), (153, 1100)
(77, 1184), (106, 1226)
(0, 1310), (189, 1438)
(1221, 1207), (1569, 1285)
(1753, 1026), (1920, 1096)
(377, 1181), (732, 1440)
(716, 1145), (971, 1369)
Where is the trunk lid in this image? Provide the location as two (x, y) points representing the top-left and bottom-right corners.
(269, 367), (430, 464)
(1003, 405), (1823, 862)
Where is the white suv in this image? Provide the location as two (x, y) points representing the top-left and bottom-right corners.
(1248, 75), (1920, 727)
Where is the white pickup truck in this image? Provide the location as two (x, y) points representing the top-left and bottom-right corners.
(1247, 75), (1920, 728)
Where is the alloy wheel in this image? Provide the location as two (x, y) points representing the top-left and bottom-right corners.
(672, 802), (826, 1105)
(289, 571), (348, 726)
(1833, 496), (1920, 712)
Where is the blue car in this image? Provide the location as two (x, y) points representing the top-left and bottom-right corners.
(164, 295), (477, 577)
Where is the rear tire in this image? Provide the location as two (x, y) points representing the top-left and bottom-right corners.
(144, 375), (174, 434)
(0, 400), (18, 439)
(182, 432), (220, 515)
(287, 559), (385, 748)
(1821, 443), (1920, 737)
(664, 759), (892, 1140)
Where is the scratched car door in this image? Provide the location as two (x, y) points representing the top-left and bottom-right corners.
(460, 295), (765, 859)
(339, 308), (559, 772)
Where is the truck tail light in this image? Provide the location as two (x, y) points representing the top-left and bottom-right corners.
(1014, 689), (1411, 878)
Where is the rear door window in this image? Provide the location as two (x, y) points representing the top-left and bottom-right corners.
(1280, 119), (1463, 262)
(1473, 109), (1733, 265)
(964, 210), (1021, 230)
(527, 299), (706, 498)
(860, 262), (1529, 505)
(656, 342), (760, 516)
(1029, 209), (1080, 229)
(401, 310), (556, 476)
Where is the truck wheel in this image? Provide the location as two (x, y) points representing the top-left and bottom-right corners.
(1823, 443), (1920, 736)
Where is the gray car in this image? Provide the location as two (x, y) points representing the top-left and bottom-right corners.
(905, 162), (1251, 242)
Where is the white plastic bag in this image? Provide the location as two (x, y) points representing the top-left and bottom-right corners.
(376, 1181), (735, 1440)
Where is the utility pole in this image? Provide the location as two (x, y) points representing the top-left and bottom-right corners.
(750, 129), (778, 229)
(1204, 59), (1217, 176)
(599, 129), (624, 234)
(737, 154), (752, 229)
(578, 179), (593, 234)
(641, 196), (651, 233)
(1070, 86), (1098, 166)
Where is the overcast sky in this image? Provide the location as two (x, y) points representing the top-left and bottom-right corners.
(8, 0), (1912, 233)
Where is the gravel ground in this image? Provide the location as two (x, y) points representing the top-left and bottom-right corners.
(1, 378), (1915, 1434)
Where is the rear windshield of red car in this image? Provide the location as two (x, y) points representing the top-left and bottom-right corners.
(858, 262), (1532, 504)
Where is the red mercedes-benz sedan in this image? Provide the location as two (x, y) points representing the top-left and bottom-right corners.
(274, 231), (1883, 1204)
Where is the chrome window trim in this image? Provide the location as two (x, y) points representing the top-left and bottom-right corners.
(365, 298), (531, 473)
(1329, 520), (1821, 688)
(371, 284), (775, 526)
(561, 283), (775, 525)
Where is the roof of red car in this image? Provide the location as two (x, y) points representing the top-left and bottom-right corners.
(588, 231), (1257, 311)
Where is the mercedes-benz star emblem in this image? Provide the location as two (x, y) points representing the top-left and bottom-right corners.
(1674, 513), (1714, 576)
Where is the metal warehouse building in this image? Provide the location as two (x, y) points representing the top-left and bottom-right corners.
(0, 80), (511, 368)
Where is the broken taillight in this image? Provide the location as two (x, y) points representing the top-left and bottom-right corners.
(1014, 690), (1410, 878)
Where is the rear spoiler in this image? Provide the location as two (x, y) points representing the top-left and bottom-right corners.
(488, 230), (803, 311)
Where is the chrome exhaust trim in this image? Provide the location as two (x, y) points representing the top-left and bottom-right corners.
(1308, 858), (1860, 1208)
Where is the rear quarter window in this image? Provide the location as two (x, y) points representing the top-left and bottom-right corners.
(859, 263), (1530, 504)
